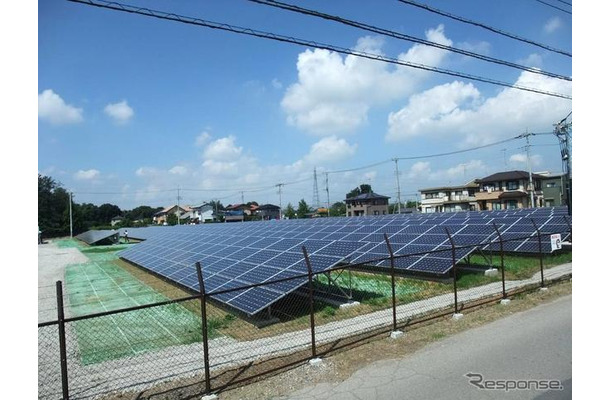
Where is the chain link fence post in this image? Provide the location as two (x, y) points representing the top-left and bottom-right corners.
(196, 262), (212, 394)
(492, 223), (507, 299)
(56, 281), (70, 400)
(383, 233), (398, 332)
(302, 246), (317, 360)
(531, 219), (545, 288)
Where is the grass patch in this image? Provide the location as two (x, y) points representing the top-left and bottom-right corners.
(462, 250), (572, 280)
(65, 250), (229, 365)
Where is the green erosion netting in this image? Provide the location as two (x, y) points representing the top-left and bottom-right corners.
(65, 251), (205, 365)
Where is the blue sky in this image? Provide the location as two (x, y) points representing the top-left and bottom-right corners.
(38, 0), (573, 210)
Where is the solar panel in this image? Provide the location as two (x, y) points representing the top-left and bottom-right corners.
(118, 206), (571, 316)
(75, 229), (119, 245)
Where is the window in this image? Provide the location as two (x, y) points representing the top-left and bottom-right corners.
(546, 182), (557, 188)
(506, 200), (518, 209)
(492, 202), (502, 210)
(507, 181), (519, 190)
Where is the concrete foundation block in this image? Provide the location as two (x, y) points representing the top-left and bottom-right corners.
(540, 287), (549, 292)
(452, 313), (464, 321)
(390, 330), (404, 339)
(309, 357), (323, 366)
(201, 394), (218, 400)
(484, 268), (499, 277)
(500, 298), (511, 305)
(339, 301), (361, 309)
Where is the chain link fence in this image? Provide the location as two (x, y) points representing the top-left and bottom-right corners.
(39, 231), (571, 399)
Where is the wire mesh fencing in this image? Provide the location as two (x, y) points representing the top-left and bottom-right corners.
(38, 231), (571, 399)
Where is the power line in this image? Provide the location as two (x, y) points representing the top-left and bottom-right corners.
(396, 0), (571, 57)
(247, 0), (571, 81)
(67, 0), (571, 100)
(533, 0), (571, 14)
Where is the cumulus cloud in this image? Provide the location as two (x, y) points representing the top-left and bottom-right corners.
(104, 100), (134, 124)
(38, 89), (83, 125)
(304, 136), (358, 164)
(407, 160), (487, 183)
(195, 131), (211, 147)
(74, 169), (100, 180)
(281, 26), (452, 135)
(169, 166), (188, 175)
(386, 71), (572, 146)
(135, 167), (158, 177)
(510, 153), (543, 167)
(203, 136), (243, 161)
(544, 17), (562, 34)
(518, 53), (543, 68)
(271, 78), (283, 89)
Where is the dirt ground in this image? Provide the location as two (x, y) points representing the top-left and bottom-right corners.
(113, 278), (571, 400)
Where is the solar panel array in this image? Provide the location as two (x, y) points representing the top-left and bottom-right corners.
(118, 207), (571, 316)
(75, 229), (119, 245)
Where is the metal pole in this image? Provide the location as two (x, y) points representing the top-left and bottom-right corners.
(69, 192), (73, 238)
(492, 223), (507, 299)
(302, 246), (317, 359)
(325, 172), (330, 217)
(196, 262), (211, 393)
(445, 228), (459, 314)
(383, 234), (398, 331)
(56, 281), (70, 400)
(393, 158), (402, 214)
(531, 219), (545, 288)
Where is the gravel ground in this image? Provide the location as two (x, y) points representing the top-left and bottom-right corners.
(38, 241), (572, 400)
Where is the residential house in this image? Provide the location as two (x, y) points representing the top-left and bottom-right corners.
(475, 170), (544, 211)
(224, 210), (245, 222)
(190, 204), (218, 223)
(345, 192), (390, 217)
(419, 181), (479, 213)
(256, 204), (281, 220)
(110, 215), (124, 226)
(153, 205), (192, 225)
(537, 172), (569, 207)
(225, 203), (257, 216)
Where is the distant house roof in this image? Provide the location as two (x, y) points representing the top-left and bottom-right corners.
(479, 170), (544, 183)
(257, 204), (280, 210)
(419, 180), (480, 192)
(154, 204), (191, 216)
(345, 192), (390, 201)
(111, 215), (123, 221)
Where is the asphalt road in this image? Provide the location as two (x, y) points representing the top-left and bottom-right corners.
(279, 295), (572, 400)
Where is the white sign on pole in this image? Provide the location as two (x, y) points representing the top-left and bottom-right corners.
(550, 234), (562, 251)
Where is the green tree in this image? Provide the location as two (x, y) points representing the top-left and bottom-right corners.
(329, 201), (346, 217)
(166, 213), (178, 226)
(297, 199), (310, 218)
(284, 203), (296, 219)
(346, 184), (373, 199)
(38, 174), (71, 237)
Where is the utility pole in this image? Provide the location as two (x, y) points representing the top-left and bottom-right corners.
(312, 168), (320, 210)
(325, 172), (330, 217)
(177, 187), (182, 225)
(392, 158), (402, 214)
(518, 131), (536, 208)
(554, 112), (572, 215)
(276, 183), (284, 219)
(69, 191), (73, 238)
(525, 132), (535, 208)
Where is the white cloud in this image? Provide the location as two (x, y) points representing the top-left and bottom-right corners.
(38, 89), (83, 125)
(510, 153), (543, 167)
(135, 167), (158, 177)
(387, 81), (481, 141)
(104, 100), (134, 124)
(203, 136), (243, 161)
(281, 26), (452, 135)
(74, 169), (100, 180)
(457, 41), (491, 56)
(195, 131), (211, 146)
(386, 71), (572, 146)
(169, 166), (188, 175)
(544, 17), (562, 34)
(271, 78), (283, 89)
(304, 136), (358, 164)
(517, 53), (543, 68)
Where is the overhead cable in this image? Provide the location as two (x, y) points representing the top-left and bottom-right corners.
(67, 0), (572, 100)
(247, 0), (571, 81)
(396, 0), (571, 57)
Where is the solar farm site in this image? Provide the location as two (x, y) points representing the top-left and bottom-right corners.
(117, 206), (571, 318)
(39, 207), (572, 400)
